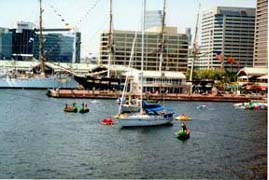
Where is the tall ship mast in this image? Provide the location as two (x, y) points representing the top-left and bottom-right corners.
(189, 4), (200, 93)
(159, 0), (166, 72)
(107, 0), (113, 78)
(72, 0), (124, 91)
(39, 0), (45, 76)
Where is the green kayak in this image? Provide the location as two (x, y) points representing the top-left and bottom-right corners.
(176, 129), (190, 140)
(79, 108), (89, 113)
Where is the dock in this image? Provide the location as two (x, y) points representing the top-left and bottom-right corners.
(47, 89), (265, 102)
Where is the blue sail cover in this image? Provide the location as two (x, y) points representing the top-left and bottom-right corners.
(142, 101), (162, 109)
(144, 105), (174, 115)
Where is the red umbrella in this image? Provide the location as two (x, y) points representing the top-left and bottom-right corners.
(256, 85), (267, 91)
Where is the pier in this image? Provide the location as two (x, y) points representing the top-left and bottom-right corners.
(47, 89), (265, 102)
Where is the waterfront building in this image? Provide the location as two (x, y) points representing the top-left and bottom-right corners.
(9, 28), (35, 59)
(7, 21), (36, 60)
(33, 31), (81, 63)
(253, 0), (268, 68)
(17, 21), (36, 31)
(145, 10), (163, 30)
(129, 70), (186, 94)
(1, 21), (81, 63)
(0, 27), (12, 59)
(237, 67), (268, 89)
(99, 26), (189, 72)
(198, 6), (256, 72)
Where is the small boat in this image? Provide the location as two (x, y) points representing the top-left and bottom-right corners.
(79, 108), (89, 113)
(64, 106), (78, 113)
(176, 129), (190, 140)
(196, 105), (208, 110)
(101, 118), (114, 125)
(176, 114), (192, 121)
(234, 102), (267, 110)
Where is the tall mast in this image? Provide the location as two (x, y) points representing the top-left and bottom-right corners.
(189, 4), (200, 93)
(72, 31), (77, 63)
(159, 0), (166, 72)
(107, 0), (113, 78)
(140, 0), (146, 114)
(39, 0), (45, 76)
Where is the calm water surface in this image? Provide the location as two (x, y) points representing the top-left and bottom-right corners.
(0, 90), (267, 179)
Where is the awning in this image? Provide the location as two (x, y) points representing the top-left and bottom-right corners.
(257, 75), (268, 80)
(238, 76), (248, 79)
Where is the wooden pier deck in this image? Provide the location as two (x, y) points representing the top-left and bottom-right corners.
(47, 89), (265, 102)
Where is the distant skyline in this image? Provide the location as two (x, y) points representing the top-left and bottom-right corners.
(0, 0), (256, 58)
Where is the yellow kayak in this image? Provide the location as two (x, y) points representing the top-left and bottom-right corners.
(176, 114), (192, 121)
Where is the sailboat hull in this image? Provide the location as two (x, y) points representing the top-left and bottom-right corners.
(117, 114), (173, 127)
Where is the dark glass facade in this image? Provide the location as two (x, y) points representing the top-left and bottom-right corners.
(0, 27), (81, 62)
(0, 29), (12, 59)
(9, 29), (35, 55)
(33, 33), (81, 63)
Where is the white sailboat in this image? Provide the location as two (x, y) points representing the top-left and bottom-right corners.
(117, 0), (174, 127)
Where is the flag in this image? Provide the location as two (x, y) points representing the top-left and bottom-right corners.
(28, 37), (34, 43)
(227, 57), (235, 64)
(215, 52), (224, 61)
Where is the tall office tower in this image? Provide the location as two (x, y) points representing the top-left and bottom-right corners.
(185, 28), (193, 69)
(253, 0), (268, 68)
(185, 28), (192, 45)
(99, 27), (189, 72)
(145, 10), (163, 29)
(198, 7), (256, 72)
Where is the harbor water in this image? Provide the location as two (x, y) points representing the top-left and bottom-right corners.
(0, 90), (267, 179)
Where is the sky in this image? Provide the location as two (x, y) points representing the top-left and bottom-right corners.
(0, 0), (256, 58)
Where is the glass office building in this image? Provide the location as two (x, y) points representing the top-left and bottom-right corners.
(33, 32), (80, 63)
(0, 28), (12, 59)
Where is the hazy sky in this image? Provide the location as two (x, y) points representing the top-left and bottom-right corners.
(0, 0), (256, 57)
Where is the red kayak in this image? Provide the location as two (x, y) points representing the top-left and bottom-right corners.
(101, 118), (113, 125)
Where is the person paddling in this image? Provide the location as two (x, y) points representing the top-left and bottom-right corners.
(82, 102), (84, 110)
(181, 122), (187, 133)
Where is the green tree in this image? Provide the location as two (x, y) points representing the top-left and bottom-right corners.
(185, 68), (238, 83)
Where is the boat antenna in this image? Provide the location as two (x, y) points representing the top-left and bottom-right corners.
(159, 0), (166, 72)
(107, 0), (113, 78)
(140, 0), (146, 114)
(39, 0), (45, 76)
(189, 3), (200, 93)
